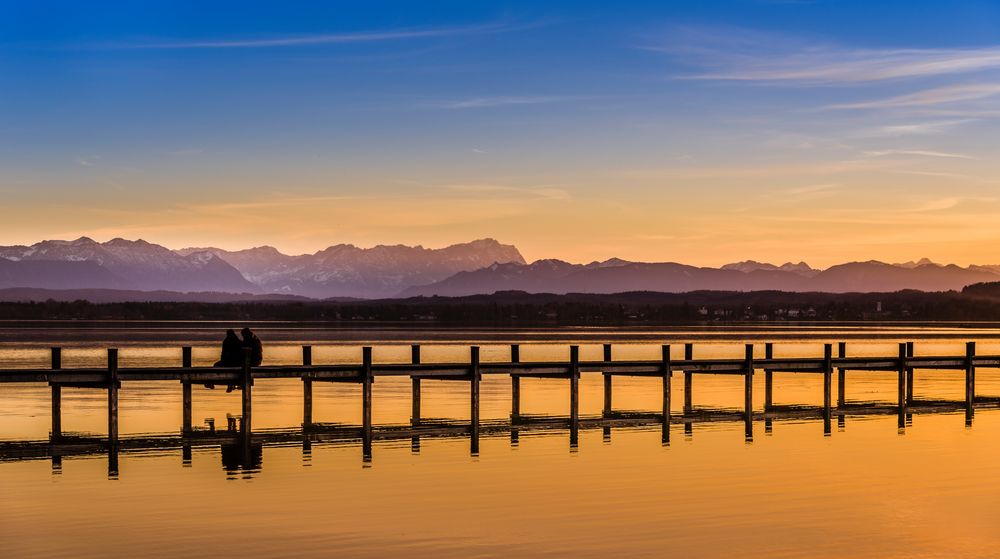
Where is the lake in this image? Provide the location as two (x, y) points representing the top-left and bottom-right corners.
(2, 324), (1000, 558)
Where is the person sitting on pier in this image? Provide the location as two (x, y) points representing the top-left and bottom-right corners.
(209, 329), (243, 391)
(241, 327), (263, 367)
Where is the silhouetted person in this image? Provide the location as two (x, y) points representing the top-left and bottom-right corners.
(242, 327), (263, 367)
(210, 329), (243, 392)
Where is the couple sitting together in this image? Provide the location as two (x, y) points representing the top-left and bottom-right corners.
(209, 328), (263, 392)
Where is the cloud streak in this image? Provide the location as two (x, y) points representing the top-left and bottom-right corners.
(112, 22), (524, 49)
(651, 26), (1000, 84)
(829, 83), (1000, 109)
(432, 96), (578, 109)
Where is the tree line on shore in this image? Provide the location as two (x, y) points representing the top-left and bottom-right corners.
(4, 283), (1000, 323)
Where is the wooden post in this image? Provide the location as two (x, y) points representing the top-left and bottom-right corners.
(684, 343), (693, 414)
(662, 344), (672, 429)
(965, 341), (976, 415)
(182, 346), (192, 435)
(302, 345), (313, 429)
(108, 348), (119, 445)
(411, 344), (421, 426)
(511, 344), (520, 422)
(823, 344), (833, 416)
(837, 342), (847, 409)
(470, 346), (481, 454)
(362, 346), (373, 458)
(241, 347), (253, 436)
(744, 344), (754, 425)
(897, 343), (906, 415)
(764, 343), (773, 412)
(906, 341), (915, 406)
(602, 343), (612, 417)
(50, 347), (61, 439)
(570, 345), (580, 427)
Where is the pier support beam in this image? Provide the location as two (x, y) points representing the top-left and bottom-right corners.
(510, 344), (520, 422)
(764, 343), (773, 412)
(602, 344), (612, 417)
(108, 348), (119, 446)
(182, 346), (192, 435)
(823, 344), (833, 435)
(906, 342), (915, 406)
(50, 347), (61, 439)
(965, 341), (976, 424)
(470, 346), (481, 454)
(302, 346), (312, 429)
(837, 342), (847, 409)
(362, 346), (373, 461)
(684, 343), (694, 414)
(662, 344), (672, 444)
(411, 345), (421, 426)
(241, 348), (253, 437)
(744, 344), (754, 440)
(897, 343), (907, 428)
(569, 345), (580, 446)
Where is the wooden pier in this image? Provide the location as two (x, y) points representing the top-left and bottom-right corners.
(0, 341), (993, 460)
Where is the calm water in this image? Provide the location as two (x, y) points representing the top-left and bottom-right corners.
(3, 324), (1000, 558)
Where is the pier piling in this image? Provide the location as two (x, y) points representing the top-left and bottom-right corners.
(743, 344), (754, 428)
(50, 347), (61, 439)
(570, 345), (580, 435)
(302, 346), (312, 429)
(764, 342), (773, 412)
(966, 341), (976, 421)
(897, 343), (907, 416)
(511, 344), (520, 422)
(241, 348), (252, 436)
(662, 344), (672, 443)
(837, 342), (847, 409)
(906, 342), (915, 406)
(362, 347), (373, 455)
(411, 344), (421, 426)
(684, 343), (693, 414)
(182, 346), (192, 434)
(108, 348), (119, 445)
(470, 346), (481, 454)
(602, 344), (613, 417)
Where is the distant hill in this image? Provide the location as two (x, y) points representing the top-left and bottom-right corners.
(401, 259), (1000, 297)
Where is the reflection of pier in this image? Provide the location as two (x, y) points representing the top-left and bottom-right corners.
(2, 402), (997, 478)
(0, 342), (994, 461)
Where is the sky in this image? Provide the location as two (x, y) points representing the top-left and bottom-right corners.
(2, 0), (1000, 266)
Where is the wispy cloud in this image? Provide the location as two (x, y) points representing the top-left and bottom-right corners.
(441, 184), (571, 200)
(648, 26), (1000, 84)
(829, 83), (1000, 109)
(109, 21), (525, 49)
(859, 119), (975, 136)
(433, 96), (578, 109)
(863, 149), (975, 160)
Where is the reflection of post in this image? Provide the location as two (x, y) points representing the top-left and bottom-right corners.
(470, 346), (480, 455)
(684, 343), (693, 414)
(905, 342), (914, 406)
(764, 343), (773, 412)
(744, 344), (753, 442)
(302, 345), (312, 429)
(411, 344), (421, 427)
(569, 345), (580, 448)
(510, 344), (520, 422)
(108, 348), (119, 446)
(823, 344), (833, 418)
(602, 344), (612, 416)
(661, 345), (672, 437)
(182, 444), (192, 466)
(241, 347), (253, 436)
(182, 346), (192, 435)
(362, 346), (373, 461)
(51, 347), (61, 439)
(823, 344), (833, 436)
(108, 445), (119, 480)
(837, 342), (847, 409)
(602, 425), (611, 443)
(896, 343), (906, 415)
(965, 341), (976, 424)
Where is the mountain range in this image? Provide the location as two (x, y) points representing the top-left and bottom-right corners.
(2, 236), (1000, 299)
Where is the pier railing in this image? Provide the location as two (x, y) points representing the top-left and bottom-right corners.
(0, 342), (992, 458)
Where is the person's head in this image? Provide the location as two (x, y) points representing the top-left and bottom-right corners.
(226, 329), (236, 337)
(241, 327), (253, 339)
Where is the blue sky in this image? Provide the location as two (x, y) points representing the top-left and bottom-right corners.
(2, 1), (1000, 265)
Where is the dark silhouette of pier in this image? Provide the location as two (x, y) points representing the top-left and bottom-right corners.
(1, 341), (995, 471)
